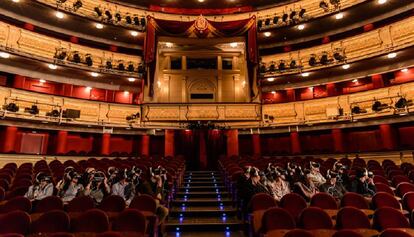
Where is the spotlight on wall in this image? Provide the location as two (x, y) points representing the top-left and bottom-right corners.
(3, 103), (19, 112)
(72, 0), (82, 11)
(85, 54), (93, 66)
(395, 97), (413, 109)
(372, 100), (389, 112)
(351, 105), (367, 114)
(94, 7), (102, 17)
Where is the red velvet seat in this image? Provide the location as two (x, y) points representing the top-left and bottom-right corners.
(262, 207), (296, 233)
(5, 186), (29, 200)
(375, 183), (395, 196)
(66, 196), (95, 212)
(396, 182), (414, 197)
(71, 209), (109, 233)
(373, 176), (390, 185)
(249, 193), (277, 211)
(283, 229), (314, 237)
(0, 234), (24, 237)
(298, 207), (333, 230)
(402, 192), (414, 212)
(99, 195), (125, 213)
(111, 209), (146, 235)
(379, 229), (412, 237)
(30, 210), (70, 234)
(0, 211), (30, 235)
(372, 192), (401, 210)
(373, 207), (410, 231)
(0, 196), (31, 213)
(129, 194), (157, 213)
(96, 232), (123, 237)
(335, 207), (371, 229)
(392, 175), (411, 187)
(280, 193), (307, 221)
(340, 192), (369, 209)
(332, 230), (363, 237)
(310, 193), (338, 209)
(33, 196), (64, 213)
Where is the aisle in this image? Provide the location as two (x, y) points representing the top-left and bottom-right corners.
(166, 171), (245, 237)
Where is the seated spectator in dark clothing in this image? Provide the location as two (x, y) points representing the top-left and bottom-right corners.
(350, 169), (376, 197)
(333, 162), (351, 190)
(320, 170), (347, 200)
(84, 171), (110, 204)
(137, 166), (169, 225)
(236, 166), (251, 200)
(245, 167), (271, 211)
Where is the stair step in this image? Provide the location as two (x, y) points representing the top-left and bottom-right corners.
(183, 181), (224, 186)
(175, 191), (230, 198)
(166, 216), (243, 231)
(170, 206), (238, 216)
(185, 171), (218, 174)
(179, 186), (226, 192)
(166, 231), (246, 237)
(173, 197), (232, 203)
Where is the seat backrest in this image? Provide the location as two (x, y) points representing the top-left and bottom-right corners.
(373, 207), (410, 231)
(284, 229), (315, 237)
(310, 193), (338, 209)
(129, 194), (157, 213)
(262, 207), (295, 232)
(0, 210), (30, 234)
(249, 193), (277, 212)
(396, 182), (414, 197)
(379, 229), (412, 237)
(340, 192), (369, 209)
(336, 207), (371, 229)
(375, 183), (395, 196)
(31, 210), (70, 234)
(71, 209), (109, 233)
(112, 209), (146, 234)
(332, 230), (363, 237)
(372, 192), (401, 210)
(279, 193), (308, 221)
(99, 195), (126, 212)
(66, 196), (95, 212)
(0, 196), (31, 213)
(33, 196), (64, 213)
(299, 207), (333, 230)
(402, 192), (414, 212)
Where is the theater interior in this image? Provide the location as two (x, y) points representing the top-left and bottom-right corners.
(0, 0), (413, 237)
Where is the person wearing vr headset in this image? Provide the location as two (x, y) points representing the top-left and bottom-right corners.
(245, 167), (272, 210)
(56, 170), (85, 203)
(308, 161), (326, 188)
(294, 169), (319, 201)
(350, 168), (376, 197)
(267, 167), (291, 202)
(112, 169), (136, 205)
(320, 170), (347, 200)
(332, 162), (351, 189)
(84, 170), (110, 204)
(137, 166), (169, 225)
(25, 172), (54, 201)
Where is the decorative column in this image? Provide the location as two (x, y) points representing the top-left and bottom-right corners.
(326, 83), (337, 97)
(3, 126), (18, 153)
(141, 135), (150, 156)
(56, 130), (68, 155)
(371, 74), (384, 89)
(332, 128), (345, 153)
(286, 89), (296, 102)
(227, 129), (239, 157)
(380, 124), (396, 150)
(101, 133), (111, 156)
(290, 131), (301, 154)
(252, 134), (261, 156)
(164, 130), (175, 157)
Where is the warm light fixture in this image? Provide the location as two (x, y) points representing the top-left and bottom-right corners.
(165, 42), (173, 48)
(86, 86), (92, 90)
(124, 91), (130, 95)
(387, 52), (397, 59)
(55, 11), (65, 19)
(230, 42), (238, 48)
(271, 91), (276, 94)
(335, 13), (344, 20)
(198, 0), (205, 2)
(401, 68), (408, 73)
(0, 52), (10, 58)
(301, 72), (310, 77)
(39, 79), (46, 83)
(297, 24), (305, 30)
(309, 86), (314, 90)
(352, 79), (358, 83)
(128, 78), (136, 82)
(264, 32), (271, 37)
(48, 64), (58, 70)
(95, 23), (104, 29)
(130, 31), (138, 37)
(91, 72), (99, 77)
(342, 64), (350, 69)
(267, 77), (275, 82)
(378, 0), (387, 4)
(12, 0), (20, 2)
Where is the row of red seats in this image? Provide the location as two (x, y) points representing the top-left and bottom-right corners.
(263, 229), (412, 237)
(0, 209), (147, 237)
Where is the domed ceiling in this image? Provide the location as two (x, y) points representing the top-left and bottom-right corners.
(106, 0), (297, 10)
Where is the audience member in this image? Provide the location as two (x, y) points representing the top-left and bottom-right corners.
(350, 169), (376, 197)
(320, 170), (347, 200)
(24, 172), (54, 201)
